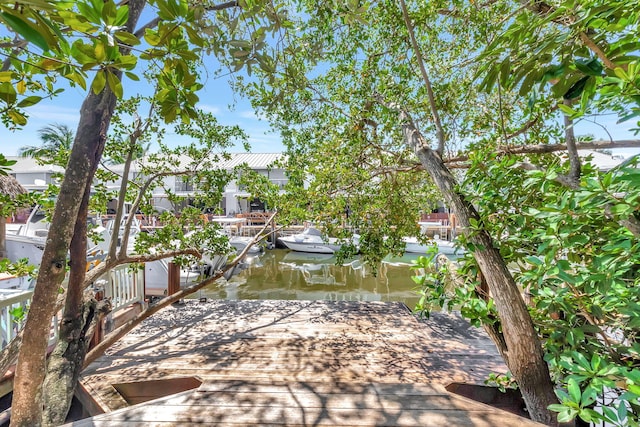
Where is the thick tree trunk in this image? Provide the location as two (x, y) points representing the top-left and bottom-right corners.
(9, 3), (146, 425)
(401, 118), (559, 425)
(42, 182), (93, 426)
(41, 297), (96, 426)
(10, 106), (97, 425)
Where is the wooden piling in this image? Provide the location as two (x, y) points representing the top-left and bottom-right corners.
(167, 262), (180, 296)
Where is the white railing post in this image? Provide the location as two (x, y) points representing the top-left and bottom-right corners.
(0, 264), (146, 350)
(0, 289), (33, 349)
(103, 264), (145, 313)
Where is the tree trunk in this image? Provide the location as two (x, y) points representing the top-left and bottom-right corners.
(9, 2), (146, 425)
(42, 181), (93, 426)
(0, 217), (6, 259)
(41, 297), (96, 426)
(401, 118), (559, 425)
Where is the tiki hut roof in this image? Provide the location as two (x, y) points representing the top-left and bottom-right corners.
(0, 174), (27, 199)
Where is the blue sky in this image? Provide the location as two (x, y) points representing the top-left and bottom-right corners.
(1, 11), (638, 159)
(0, 72), (284, 156)
(1, 69), (638, 158)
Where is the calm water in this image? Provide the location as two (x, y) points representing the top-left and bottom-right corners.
(197, 249), (425, 309)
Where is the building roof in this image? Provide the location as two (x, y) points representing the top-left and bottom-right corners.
(4, 156), (64, 174)
(106, 152), (285, 173)
(220, 152), (283, 169)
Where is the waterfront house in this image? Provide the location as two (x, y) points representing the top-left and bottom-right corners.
(6, 152), (286, 216)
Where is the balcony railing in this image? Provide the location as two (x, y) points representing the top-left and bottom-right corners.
(0, 263), (145, 350)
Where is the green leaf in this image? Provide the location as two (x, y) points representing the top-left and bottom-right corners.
(564, 76), (589, 100)
(124, 71), (140, 81)
(16, 96), (42, 108)
(575, 58), (603, 77)
(557, 408), (578, 423)
(628, 384), (640, 396)
(94, 42), (106, 62)
(114, 31), (140, 46)
(114, 4), (129, 26)
(101, 0), (117, 23)
(558, 103), (577, 116)
(0, 11), (49, 51)
(76, 1), (101, 24)
(91, 69), (106, 94)
(105, 70), (123, 98)
(548, 403), (568, 412)
(144, 31), (161, 46)
(0, 82), (17, 104)
(65, 71), (87, 90)
(499, 57), (511, 86)
(7, 109), (27, 125)
(156, 0), (176, 19)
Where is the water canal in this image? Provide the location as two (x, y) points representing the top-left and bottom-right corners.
(197, 249), (426, 309)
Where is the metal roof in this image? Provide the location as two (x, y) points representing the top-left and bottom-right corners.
(220, 153), (284, 169)
(6, 153), (285, 176)
(5, 156), (65, 174)
(106, 153), (284, 173)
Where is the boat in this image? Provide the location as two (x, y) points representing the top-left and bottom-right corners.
(278, 227), (358, 254)
(402, 236), (463, 256)
(280, 251), (337, 264)
(5, 206), (110, 267)
(209, 217), (265, 255)
(144, 250), (232, 295)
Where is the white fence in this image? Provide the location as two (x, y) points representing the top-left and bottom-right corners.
(0, 263), (145, 350)
(101, 264), (145, 313)
(0, 289), (32, 349)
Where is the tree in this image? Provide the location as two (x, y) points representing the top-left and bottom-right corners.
(40, 99), (251, 425)
(226, 0), (640, 424)
(0, 1), (284, 425)
(17, 123), (74, 161)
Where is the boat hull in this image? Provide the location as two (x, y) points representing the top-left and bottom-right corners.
(403, 238), (462, 256)
(279, 238), (341, 254)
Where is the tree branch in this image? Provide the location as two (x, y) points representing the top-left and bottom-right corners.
(83, 211), (277, 368)
(444, 139), (640, 164)
(398, 0), (446, 155)
(563, 99), (581, 183)
(133, 1), (240, 38)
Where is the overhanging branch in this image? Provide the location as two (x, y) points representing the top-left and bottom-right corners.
(445, 139), (640, 164)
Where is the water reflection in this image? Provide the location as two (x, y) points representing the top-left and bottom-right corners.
(198, 249), (424, 308)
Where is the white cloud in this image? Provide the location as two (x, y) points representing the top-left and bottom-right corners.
(238, 110), (268, 120)
(27, 104), (80, 124)
(239, 110), (257, 119)
(198, 104), (222, 114)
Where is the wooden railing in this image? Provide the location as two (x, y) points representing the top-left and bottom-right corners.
(0, 289), (32, 349)
(0, 263), (145, 350)
(0, 289), (57, 350)
(100, 264), (145, 313)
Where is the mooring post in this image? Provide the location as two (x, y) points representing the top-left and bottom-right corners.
(167, 262), (180, 295)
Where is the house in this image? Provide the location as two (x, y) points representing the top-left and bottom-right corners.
(5, 153), (287, 216)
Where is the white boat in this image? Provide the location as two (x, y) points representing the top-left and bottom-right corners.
(5, 207), (110, 267)
(228, 235), (264, 255)
(209, 217), (264, 255)
(402, 236), (463, 256)
(5, 234), (46, 266)
(279, 227), (357, 254)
